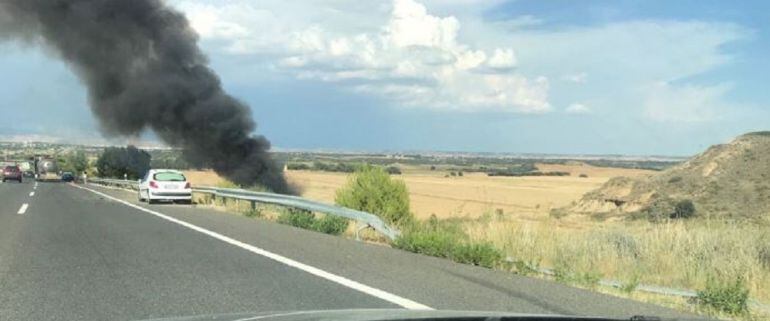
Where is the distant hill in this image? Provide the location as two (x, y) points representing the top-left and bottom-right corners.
(566, 132), (770, 220)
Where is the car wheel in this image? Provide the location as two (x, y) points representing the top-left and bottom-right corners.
(148, 198), (156, 205)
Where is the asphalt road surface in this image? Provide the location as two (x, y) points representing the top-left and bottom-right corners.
(0, 180), (711, 320)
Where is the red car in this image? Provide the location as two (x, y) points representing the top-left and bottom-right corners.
(2, 166), (22, 183)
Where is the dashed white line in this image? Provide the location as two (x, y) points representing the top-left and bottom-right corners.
(29, 191), (34, 197)
(17, 203), (28, 215)
(70, 183), (433, 310)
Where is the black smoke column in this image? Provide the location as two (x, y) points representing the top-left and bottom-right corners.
(0, 0), (292, 193)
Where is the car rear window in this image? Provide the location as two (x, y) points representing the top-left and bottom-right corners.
(4, 166), (18, 171)
(153, 172), (186, 182)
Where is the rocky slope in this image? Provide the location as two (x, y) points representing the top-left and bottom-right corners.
(566, 132), (770, 220)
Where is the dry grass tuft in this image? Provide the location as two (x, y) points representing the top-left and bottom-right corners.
(464, 218), (770, 305)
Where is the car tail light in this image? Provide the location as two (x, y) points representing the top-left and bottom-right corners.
(184, 182), (191, 189)
(149, 181), (158, 189)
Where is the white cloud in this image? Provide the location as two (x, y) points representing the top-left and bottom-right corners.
(494, 20), (747, 122)
(172, 0), (747, 120)
(493, 15), (544, 30)
(173, 0), (550, 113)
(486, 48), (517, 70)
(643, 82), (731, 122)
(386, 0), (460, 48)
(506, 20), (746, 83)
(561, 72), (587, 84)
(565, 103), (591, 114)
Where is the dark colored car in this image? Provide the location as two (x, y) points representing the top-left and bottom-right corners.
(2, 165), (22, 183)
(61, 172), (75, 182)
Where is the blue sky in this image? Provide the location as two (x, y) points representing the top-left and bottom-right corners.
(0, 0), (769, 156)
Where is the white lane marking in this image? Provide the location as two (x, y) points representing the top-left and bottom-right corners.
(17, 203), (28, 214)
(70, 184), (432, 310)
(29, 192), (34, 197)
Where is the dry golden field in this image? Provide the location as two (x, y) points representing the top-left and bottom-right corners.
(185, 163), (654, 221)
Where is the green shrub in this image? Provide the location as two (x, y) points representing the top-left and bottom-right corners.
(276, 208), (349, 236)
(553, 262), (601, 288)
(335, 165), (414, 227)
(385, 166), (402, 175)
(511, 259), (541, 276)
(312, 161), (359, 173)
(620, 274), (640, 293)
(286, 163), (311, 170)
(95, 145), (150, 179)
(393, 229), (458, 258)
(553, 263), (573, 283)
(671, 199), (696, 219)
(451, 242), (502, 268)
(394, 222), (503, 269)
(549, 208), (568, 219)
(277, 208), (315, 229)
(423, 216), (467, 239)
(62, 150), (89, 175)
(312, 215), (349, 236)
(697, 276), (749, 315)
(576, 270), (602, 288)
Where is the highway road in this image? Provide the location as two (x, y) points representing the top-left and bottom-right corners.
(0, 180), (709, 320)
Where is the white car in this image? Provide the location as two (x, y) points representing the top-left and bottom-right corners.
(137, 169), (192, 204)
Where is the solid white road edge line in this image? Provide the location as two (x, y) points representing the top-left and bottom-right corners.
(17, 203), (28, 214)
(70, 184), (433, 310)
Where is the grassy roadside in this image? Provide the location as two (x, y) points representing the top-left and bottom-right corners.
(463, 218), (769, 302)
(190, 175), (769, 320)
(462, 215), (770, 319)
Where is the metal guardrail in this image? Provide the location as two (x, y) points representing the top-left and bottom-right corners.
(87, 178), (400, 241)
(505, 257), (770, 314)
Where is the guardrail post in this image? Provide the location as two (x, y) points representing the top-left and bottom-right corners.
(355, 221), (371, 241)
(250, 200), (256, 211)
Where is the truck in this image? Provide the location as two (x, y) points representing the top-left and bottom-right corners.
(35, 157), (59, 181)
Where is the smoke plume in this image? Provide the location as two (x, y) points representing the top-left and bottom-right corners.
(0, 0), (293, 194)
